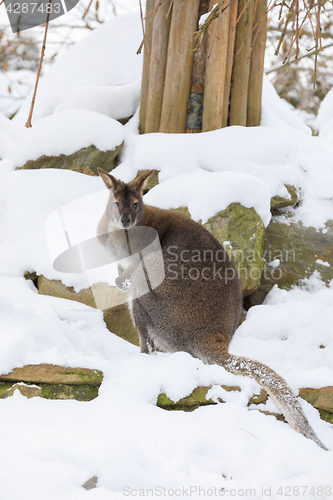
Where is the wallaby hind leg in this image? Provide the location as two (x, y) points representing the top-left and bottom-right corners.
(131, 299), (156, 354)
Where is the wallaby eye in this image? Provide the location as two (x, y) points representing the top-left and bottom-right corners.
(133, 202), (139, 210)
(113, 201), (119, 209)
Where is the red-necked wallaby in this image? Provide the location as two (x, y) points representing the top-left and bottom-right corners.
(97, 168), (327, 450)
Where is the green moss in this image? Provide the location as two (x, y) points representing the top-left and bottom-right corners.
(0, 382), (14, 398)
(40, 383), (98, 401)
(19, 143), (124, 175)
(319, 410), (333, 424)
(157, 386), (216, 412)
(270, 185), (299, 210)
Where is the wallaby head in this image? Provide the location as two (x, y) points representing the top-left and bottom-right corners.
(97, 168), (155, 229)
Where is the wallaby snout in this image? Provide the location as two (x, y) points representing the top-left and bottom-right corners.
(120, 214), (132, 229)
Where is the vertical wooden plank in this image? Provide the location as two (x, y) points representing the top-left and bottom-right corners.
(159, 0), (201, 134)
(139, 0), (155, 134)
(145, 0), (172, 134)
(229, 0), (255, 126)
(186, 0), (210, 133)
(202, 0), (230, 132)
(247, 0), (267, 126)
(222, 0), (238, 127)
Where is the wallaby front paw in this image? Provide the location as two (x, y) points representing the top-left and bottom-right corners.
(115, 275), (131, 292)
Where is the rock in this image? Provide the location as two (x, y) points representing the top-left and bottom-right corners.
(270, 185), (299, 210)
(0, 364), (103, 386)
(1, 383), (42, 399)
(136, 169), (159, 192)
(103, 304), (139, 346)
(82, 477), (98, 490)
(175, 203), (266, 296)
(246, 217), (333, 307)
(157, 386), (217, 412)
(157, 385), (268, 412)
(0, 365), (103, 401)
(38, 275), (97, 308)
(299, 387), (333, 413)
(38, 275), (139, 346)
(19, 143), (123, 175)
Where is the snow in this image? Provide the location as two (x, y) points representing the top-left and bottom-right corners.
(12, 12), (143, 127)
(144, 169), (272, 227)
(13, 110), (124, 167)
(54, 79), (141, 120)
(0, 69), (36, 118)
(0, 8), (332, 500)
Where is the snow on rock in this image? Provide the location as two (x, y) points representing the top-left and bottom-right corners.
(0, 169), (106, 290)
(117, 114), (333, 229)
(54, 80), (141, 120)
(13, 110), (124, 168)
(144, 169), (272, 227)
(13, 12), (143, 128)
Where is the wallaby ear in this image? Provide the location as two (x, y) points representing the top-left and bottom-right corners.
(97, 168), (119, 191)
(131, 170), (155, 194)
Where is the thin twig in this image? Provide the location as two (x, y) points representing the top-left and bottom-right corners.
(82, 0), (93, 19)
(138, 0), (145, 50)
(25, 6), (51, 128)
(136, 1), (166, 55)
(266, 41), (333, 73)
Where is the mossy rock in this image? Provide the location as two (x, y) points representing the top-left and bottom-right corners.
(246, 217), (333, 307)
(157, 386), (216, 412)
(270, 185), (299, 210)
(18, 143), (123, 175)
(136, 169), (159, 192)
(175, 203), (266, 296)
(0, 381), (99, 401)
(0, 364), (103, 386)
(157, 385), (268, 412)
(38, 275), (139, 346)
(299, 386), (333, 413)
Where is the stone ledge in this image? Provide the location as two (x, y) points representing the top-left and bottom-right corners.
(157, 385), (333, 424)
(0, 364), (103, 386)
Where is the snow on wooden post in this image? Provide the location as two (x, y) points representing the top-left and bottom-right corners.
(145, 0), (172, 134)
(202, 0), (230, 132)
(229, 0), (255, 126)
(247, 0), (267, 127)
(222, 0), (239, 128)
(159, 0), (201, 134)
(139, 0), (155, 135)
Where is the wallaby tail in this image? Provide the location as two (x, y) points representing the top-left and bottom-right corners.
(210, 351), (327, 450)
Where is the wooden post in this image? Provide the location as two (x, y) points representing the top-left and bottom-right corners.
(202, 0), (230, 132)
(145, 0), (172, 134)
(229, 0), (255, 126)
(247, 0), (267, 126)
(159, 0), (201, 134)
(139, 0), (155, 134)
(222, 0), (238, 127)
(186, 0), (210, 133)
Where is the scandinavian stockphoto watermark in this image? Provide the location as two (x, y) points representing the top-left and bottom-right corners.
(4, 0), (79, 33)
(45, 191), (293, 309)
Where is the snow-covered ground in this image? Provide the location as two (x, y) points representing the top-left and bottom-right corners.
(0, 9), (333, 500)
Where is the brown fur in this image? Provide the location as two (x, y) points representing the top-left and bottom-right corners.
(97, 168), (327, 450)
